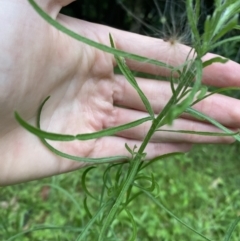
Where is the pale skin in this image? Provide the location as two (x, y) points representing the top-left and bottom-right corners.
(1, 0), (240, 186)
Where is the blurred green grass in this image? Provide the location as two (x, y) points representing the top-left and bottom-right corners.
(1, 143), (240, 241)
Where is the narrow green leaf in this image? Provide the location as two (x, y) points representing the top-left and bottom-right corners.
(76, 117), (152, 140)
(186, 107), (240, 142)
(98, 153), (142, 241)
(123, 191), (142, 207)
(82, 167), (99, 201)
(163, 59), (202, 125)
(125, 143), (134, 156)
(115, 163), (125, 186)
(170, 74), (176, 95)
(124, 208), (137, 241)
(211, 36), (240, 49)
(202, 15), (213, 53)
(28, 0), (172, 69)
(47, 184), (83, 216)
(141, 152), (184, 170)
(83, 197), (93, 219)
(202, 57), (228, 68)
(186, 0), (201, 47)
(214, 0), (222, 8)
(102, 164), (115, 190)
(191, 87), (240, 106)
(76, 202), (111, 241)
(35, 97), (129, 163)
(224, 216), (240, 241)
(40, 137), (129, 163)
(157, 129), (239, 136)
(134, 173), (159, 193)
(15, 111), (76, 141)
(142, 190), (212, 241)
(25, 109), (152, 141)
(6, 225), (82, 241)
(17, 97), (152, 142)
(195, 0), (201, 22)
(196, 86), (208, 100)
(234, 25), (240, 30)
(110, 34), (155, 118)
(212, 15), (238, 42)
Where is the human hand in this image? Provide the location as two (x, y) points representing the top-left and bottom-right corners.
(1, 0), (240, 186)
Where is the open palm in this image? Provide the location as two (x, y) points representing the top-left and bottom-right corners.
(1, 0), (240, 185)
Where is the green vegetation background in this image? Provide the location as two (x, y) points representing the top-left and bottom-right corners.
(1, 0), (240, 240)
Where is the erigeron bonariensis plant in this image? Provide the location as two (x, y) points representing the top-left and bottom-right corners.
(14, 0), (240, 240)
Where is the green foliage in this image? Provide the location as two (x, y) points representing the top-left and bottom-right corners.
(1, 144), (240, 240)
(3, 0), (240, 240)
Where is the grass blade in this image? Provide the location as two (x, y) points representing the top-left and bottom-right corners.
(142, 190), (213, 241)
(6, 225), (82, 241)
(140, 152), (184, 170)
(76, 202), (111, 241)
(224, 216), (240, 241)
(46, 184), (83, 216)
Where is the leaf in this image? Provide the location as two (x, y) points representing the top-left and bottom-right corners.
(17, 109), (152, 141)
(34, 97), (129, 163)
(163, 59), (202, 125)
(224, 216), (240, 241)
(6, 225), (82, 241)
(46, 184), (83, 216)
(212, 14), (238, 42)
(141, 152), (184, 170)
(202, 57), (228, 68)
(202, 15), (213, 53)
(76, 202), (111, 241)
(157, 129), (239, 137)
(191, 87), (240, 106)
(186, 107), (240, 142)
(98, 150), (143, 240)
(125, 143), (134, 156)
(142, 190), (212, 241)
(82, 167), (99, 201)
(134, 173), (159, 193)
(124, 208), (137, 241)
(15, 111), (76, 141)
(186, 0), (201, 47)
(28, 0), (172, 69)
(40, 136), (129, 163)
(211, 35), (240, 49)
(196, 85), (208, 100)
(83, 197), (93, 219)
(110, 34), (155, 118)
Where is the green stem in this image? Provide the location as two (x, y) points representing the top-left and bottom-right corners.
(98, 78), (185, 240)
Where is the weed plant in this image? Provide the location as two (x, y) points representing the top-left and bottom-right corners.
(7, 0), (240, 240)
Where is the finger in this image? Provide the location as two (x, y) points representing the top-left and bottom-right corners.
(88, 136), (192, 160)
(113, 75), (240, 128)
(109, 28), (240, 87)
(0, 126), (190, 186)
(105, 107), (235, 144)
